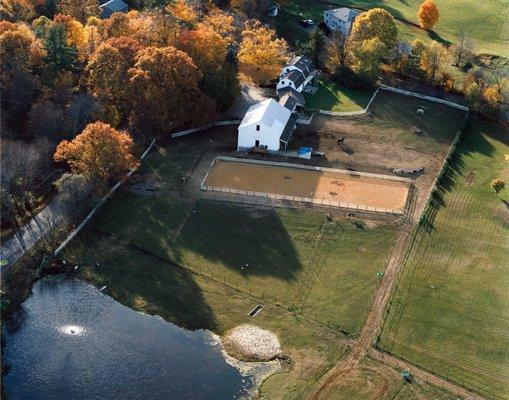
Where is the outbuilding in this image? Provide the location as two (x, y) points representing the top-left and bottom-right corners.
(237, 99), (297, 152)
(99, 0), (129, 18)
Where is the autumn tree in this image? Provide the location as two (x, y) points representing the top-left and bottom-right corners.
(128, 46), (215, 134)
(56, 0), (100, 24)
(491, 178), (505, 193)
(348, 8), (397, 85)
(349, 8), (397, 52)
(0, 0), (35, 22)
(418, 0), (439, 30)
(86, 36), (141, 124)
(103, 12), (132, 38)
(0, 24), (44, 131)
(325, 31), (348, 74)
(420, 40), (448, 81)
(178, 25), (227, 72)
(238, 20), (289, 84)
(199, 7), (235, 46)
(166, 0), (198, 25)
(54, 121), (139, 185)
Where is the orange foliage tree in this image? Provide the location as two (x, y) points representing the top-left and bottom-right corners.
(128, 46), (215, 134)
(238, 20), (289, 84)
(0, 0), (35, 22)
(54, 121), (139, 184)
(418, 0), (439, 30)
(178, 24), (227, 72)
(166, 0), (198, 25)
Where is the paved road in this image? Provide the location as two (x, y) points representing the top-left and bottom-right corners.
(0, 199), (65, 272)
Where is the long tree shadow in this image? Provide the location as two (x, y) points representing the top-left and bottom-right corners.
(61, 231), (217, 331)
(172, 201), (303, 282)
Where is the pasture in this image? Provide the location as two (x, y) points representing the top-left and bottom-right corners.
(378, 118), (509, 399)
(276, 0), (508, 56)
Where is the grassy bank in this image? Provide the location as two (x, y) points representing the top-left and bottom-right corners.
(379, 118), (509, 399)
(304, 78), (374, 112)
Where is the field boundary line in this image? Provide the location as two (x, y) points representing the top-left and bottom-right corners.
(211, 156), (412, 183)
(53, 138), (156, 257)
(379, 85), (469, 111)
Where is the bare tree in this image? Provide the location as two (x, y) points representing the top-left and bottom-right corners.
(452, 31), (473, 66)
(325, 31), (348, 73)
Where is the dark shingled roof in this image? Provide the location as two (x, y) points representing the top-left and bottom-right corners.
(282, 70), (305, 89)
(287, 55), (315, 78)
(279, 94), (299, 111)
(278, 87), (305, 106)
(280, 114), (298, 143)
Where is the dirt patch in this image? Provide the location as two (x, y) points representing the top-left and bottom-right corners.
(205, 159), (409, 211)
(465, 172), (475, 186)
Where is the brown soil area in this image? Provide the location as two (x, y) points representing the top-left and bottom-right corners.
(205, 160), (409, 211)
(292, 115), (449, 220)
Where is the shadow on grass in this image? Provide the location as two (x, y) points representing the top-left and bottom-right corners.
(427, 30), (452, 47)
(173, 201), (303, 281)
(65, 232), (217, 331)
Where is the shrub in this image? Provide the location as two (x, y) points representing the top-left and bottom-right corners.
(491, 178), (505, 193)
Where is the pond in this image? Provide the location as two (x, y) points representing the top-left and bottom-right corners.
(3, 278), (275, 400)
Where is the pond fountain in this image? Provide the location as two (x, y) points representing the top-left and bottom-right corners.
(3, 278), (279, 400)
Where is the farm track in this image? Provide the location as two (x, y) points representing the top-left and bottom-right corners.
(305, 189), (490, 399)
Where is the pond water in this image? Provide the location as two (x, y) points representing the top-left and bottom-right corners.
(3, 278), (271, 400)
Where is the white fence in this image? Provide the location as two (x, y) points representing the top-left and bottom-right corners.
(380, 85), (469, 111)
(317, 87), (380, 116)
(171, 120), (241, 139)
(53, 138), (156, 256)
(211, 156), (412, 183)
(199, 185), (404, 215)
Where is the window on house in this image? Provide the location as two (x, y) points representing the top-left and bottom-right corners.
(256, 125), (260, 131)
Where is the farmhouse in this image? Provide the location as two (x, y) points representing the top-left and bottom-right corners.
(237, 99), (297, 152)
(277, 55), (317, 95)
(323, 7), (359, 36)
(99, 0), (129, 18)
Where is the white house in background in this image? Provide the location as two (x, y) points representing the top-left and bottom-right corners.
(323, 7), (359, 36)
(237, 99), (298, 152)
(99, 0), (128, 18)
(277, 55), (317, 94)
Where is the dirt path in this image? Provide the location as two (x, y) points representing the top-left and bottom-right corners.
(305, 202), (487, 399)
(305, 225), (413, 400)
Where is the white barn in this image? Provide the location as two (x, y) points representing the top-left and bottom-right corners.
(237, 99), (297, 152)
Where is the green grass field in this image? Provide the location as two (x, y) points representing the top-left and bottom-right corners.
(312, 356), (461, 400)
(368, 89), (467, 153)
(276, 0), (509, 57)
(304, 77), (374, 111)
(379, 118), (509, 399)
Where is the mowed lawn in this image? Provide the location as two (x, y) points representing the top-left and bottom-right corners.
(379, 118), (509, 399)
(304, 77), (374, 112)
(92, 194), (397, 335)
(277, 0), (508, 56)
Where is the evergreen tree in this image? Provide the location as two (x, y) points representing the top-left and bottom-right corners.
(44, 23), (78, 73)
